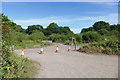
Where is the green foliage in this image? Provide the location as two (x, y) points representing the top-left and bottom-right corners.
(42, 22), (59, 36)
(93, 21), (110, 31)
(2, 14), (74, 44)
(49, 34), (68, 42)
(2, 14), (24, 33)
(47, 22), (59, 30)
(2, 14), (10, 22)
(109, 24), (120, 32)
(81, 27), (94, 33)
(81, 21), (120, 35)
(110, 30), (120, 37)
(78, 41), (120, 55)
(98, 29), (109, 35)
(29, 31), (46, 41)
(2, 13), (120, 57)
(2, 41), (40, 78)
(74, 34), (82, 43)
(43, 22), (74, 36)
(101, 35), (118, 42)
(82, 31), (101, 42)
(26, 25), (43, 34)
(15, 32), (29, 42)
(64, 40), (72, 45)
(80, 21), (120, 44)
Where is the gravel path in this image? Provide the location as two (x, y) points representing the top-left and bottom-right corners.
(15, 43), (118, 78)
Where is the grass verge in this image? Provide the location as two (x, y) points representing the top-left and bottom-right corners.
(77, 41), (120, 55)
(14, 40), (52, 50)
(2, 43), (40, 78)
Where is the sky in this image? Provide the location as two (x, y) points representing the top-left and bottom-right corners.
(2, 2), (118, 33)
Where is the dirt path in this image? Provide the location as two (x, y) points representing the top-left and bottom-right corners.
(15, 43), (118, 78)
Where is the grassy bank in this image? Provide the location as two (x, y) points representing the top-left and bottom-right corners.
(77, 41), (120, 55)
(14, 40), (52, 50)
(2, 42), (40, 78)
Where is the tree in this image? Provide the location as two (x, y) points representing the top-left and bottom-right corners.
(82, 31), (101, 42)
(93, 21), (110, 31)
(109, 24), (120, 32)
(81, 28), (89, 33)
(2, 14), (25, 33)
(117, 24), (120, 32)
(49, 34), (68, 42)
(74, 34), (82, 43)
(98, 29), (109, 35)
(2, 14), (10, 22)
(49, 34), (60, 42)
(26, 25), (43, 34)
(47, 22), (59, 30)
(29, 31), (46, 41)
(110, 30), (119, 37)
(81, 27), (94, 33)
(43, 22), (74, 36)
(43, 22), (59, 36)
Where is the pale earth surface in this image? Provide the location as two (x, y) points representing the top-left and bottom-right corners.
(15, 43), (118, 78)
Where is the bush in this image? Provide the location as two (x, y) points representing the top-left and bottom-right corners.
(2, 41), (40, 78)
(49, 34), (68, 42)
(64, 40), (71, 45)
(98, 29), (109, 35)
(93, 21), (109, 31)
(29, 31), (46, 41)
(78, 40), (120, 55)
(74, 34), (82, 43)
(110, 30), (120, 37)
(15, 32), (29, 42)
(82, 31), (101, 42)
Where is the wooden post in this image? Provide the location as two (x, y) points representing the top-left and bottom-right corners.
(72, 37), (75, 46)
(75, 41), (76, 50)
(72, 37), (73, 45)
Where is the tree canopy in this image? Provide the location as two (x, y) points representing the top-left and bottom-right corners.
(93, 21), (110, 31)
(81, 21), (120, 34)
(26, 25), (43, 34)
(43, 22), (74, 36)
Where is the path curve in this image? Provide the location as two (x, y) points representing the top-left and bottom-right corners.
(15, 43), (118, 78)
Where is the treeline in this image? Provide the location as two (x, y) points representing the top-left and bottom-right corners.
(1, 14), (41, 78)
(78, 21), (120, 42)
(73, 21), (120, 55)
(2, 14), (74, 48)
(81, 21), (120, 33)
(77, 21), (120, 55)
(1, 14), (74, 78)
(2, 14), (120, 55)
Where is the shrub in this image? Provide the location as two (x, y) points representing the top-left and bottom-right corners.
(64, 40), (71, 45)
(78, 40), (120, 55)
(82, 31), (101, 42)
(49, 34), (68, 42)
(93, 21), (109, 31)
(98, 29), (109, 35)
(29, 31), (46, 41)
(74, 34), (82, 43)
(2, 41), (40, 78)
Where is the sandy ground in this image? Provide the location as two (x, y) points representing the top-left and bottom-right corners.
(15, 43), (118, 78)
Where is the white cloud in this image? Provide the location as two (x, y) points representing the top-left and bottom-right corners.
(76, 13), (118, 24)
(14, 16), (72, 28)
(14, 13), (118, 33)
(70, 28), (82, 33)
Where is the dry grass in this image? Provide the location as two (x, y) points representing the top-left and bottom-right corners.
(24, 59), (40, 78)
